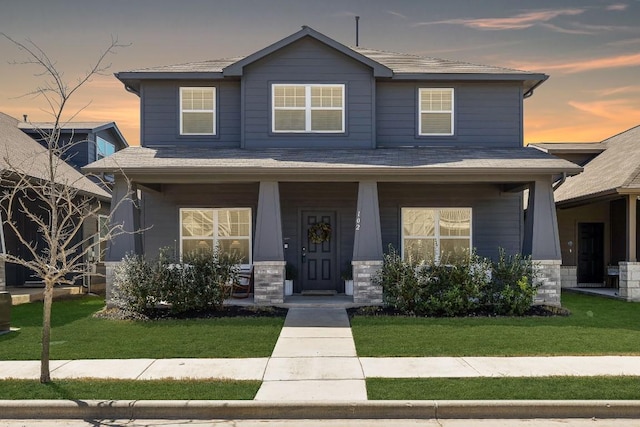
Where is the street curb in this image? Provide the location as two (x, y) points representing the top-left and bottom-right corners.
(1, 400), (640, 419)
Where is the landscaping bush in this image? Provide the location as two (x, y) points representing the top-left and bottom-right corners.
(374, 246), (538, 317)
(113, 247), (241, 315)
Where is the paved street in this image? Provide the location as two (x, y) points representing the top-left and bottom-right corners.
(1, 418), (640, 426)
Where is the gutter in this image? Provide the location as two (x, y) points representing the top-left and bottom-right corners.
(552, 172), (567, 191)
(523, 76), (548, 99)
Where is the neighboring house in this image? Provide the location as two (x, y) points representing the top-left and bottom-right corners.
(531, 125), (640, 301)
(84, 26), (580, 305)
(18, 119), (128, 177)
(0, 112), (111, 288)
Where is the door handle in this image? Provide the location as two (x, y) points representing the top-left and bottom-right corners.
(301, 246), (306, 263)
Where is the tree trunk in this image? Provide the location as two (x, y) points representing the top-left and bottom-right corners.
(40, 281), (53, 383)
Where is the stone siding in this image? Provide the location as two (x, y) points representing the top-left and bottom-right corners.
(352, 260), (383, 305)
(104, 261), (120, 307)
(560, 266), (577, 288)
(619, 262), (640, 302)
(0, 260), (5, 291)
(253, 261), (286, 305)
(534, 259), (561, 306)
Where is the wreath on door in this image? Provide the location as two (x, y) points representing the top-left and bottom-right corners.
(308, 222), (332, 244)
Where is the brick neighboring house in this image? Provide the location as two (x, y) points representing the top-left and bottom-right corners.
(0, 112), (111, 288)
(531, 125), (640, 301)
(85, 26), (581, 305)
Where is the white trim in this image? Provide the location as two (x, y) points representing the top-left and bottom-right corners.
(418, 88), (454, 136)
(401, 207), (472, 264)
(179, 207), (252, 267)
(0, 211), (5, 255)
(272, 83), (345, 133)
(180, 87), (216, 135)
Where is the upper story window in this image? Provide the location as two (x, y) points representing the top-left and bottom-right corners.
(402, 207), (471, 264)
(96, 136), (115, 160)
(180, 87), (216, 135)
(272, 84), (345, 133)
(419, 88), (454, 136)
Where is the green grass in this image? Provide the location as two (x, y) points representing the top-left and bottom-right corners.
(0, 296), (285, 360)
(367, 377), (640, 400)
(0, 379), (259, 400)
(351, 292), (640, 356)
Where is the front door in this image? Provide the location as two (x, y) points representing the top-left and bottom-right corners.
(301, 211), (338, 292)
(578, 222), (605, 284)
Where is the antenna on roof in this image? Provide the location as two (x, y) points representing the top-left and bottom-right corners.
(355, 16), (360, 47)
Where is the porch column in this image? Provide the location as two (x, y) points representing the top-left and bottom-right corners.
(105, 176), (142, 305)
(626, 195), (637, 262)
(253, 181), (285, 305)
(352, 181), (383, 304)
(524, 178), (562, 306)
(619, 195), (640, 301)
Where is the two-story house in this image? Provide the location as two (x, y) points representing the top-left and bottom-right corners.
(85, 26), (581, 305)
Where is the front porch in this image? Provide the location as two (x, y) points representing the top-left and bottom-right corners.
(105, 177), (565, 307)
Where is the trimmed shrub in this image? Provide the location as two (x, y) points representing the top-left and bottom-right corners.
(113, 247), (242, 315)
(374, 246), (538, 317)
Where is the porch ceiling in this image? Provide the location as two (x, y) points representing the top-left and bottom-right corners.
(83, 146), (581, 184)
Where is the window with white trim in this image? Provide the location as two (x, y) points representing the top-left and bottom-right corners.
(96, 136), (115, 160)
(180, 208), (252, 265)
(401, 207), (471, 264)
(272, 84), (344, 133)
(180, 87), (216, 135)
(419, 88), (454, 136)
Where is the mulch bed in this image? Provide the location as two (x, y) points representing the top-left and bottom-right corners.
(347, 304), (571, 318)
(94, 305), (288, 321)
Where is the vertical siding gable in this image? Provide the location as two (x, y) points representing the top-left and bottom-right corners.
(242, 37), (375, 149)
(141, 80), (241, 148)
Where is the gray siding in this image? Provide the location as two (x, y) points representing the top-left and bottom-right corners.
(242, 37), (374, 149)
(378, 183), (522, 260)
(376, 82), (523, 148)
(140, 183), (259, 259)
(141, 80), (241, 148)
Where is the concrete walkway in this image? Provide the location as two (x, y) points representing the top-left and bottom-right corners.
(255, 307), (366, 401)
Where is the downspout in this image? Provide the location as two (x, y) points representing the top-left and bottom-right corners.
(124, 84), (140, 96)
(523, 78), (547, 99)
(552, 172), (567, 191)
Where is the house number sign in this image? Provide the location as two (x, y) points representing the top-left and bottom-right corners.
(355, 210), (361, 231)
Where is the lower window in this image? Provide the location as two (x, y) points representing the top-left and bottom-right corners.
(180, 208), (252, 265)
(401, 207), (472, 264)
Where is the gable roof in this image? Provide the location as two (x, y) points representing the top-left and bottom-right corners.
(553, 125), (640, 205)
(116, 26), (547, 95)
(18, 120), (129, 147)
(0, 112), (110, 200)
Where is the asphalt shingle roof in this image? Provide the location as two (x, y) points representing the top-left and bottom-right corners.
(0, 112), (110, 199)
(554, 125), (640, 203)
(84, 146), (580, 176)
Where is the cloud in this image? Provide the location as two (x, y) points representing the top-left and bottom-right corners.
(387, 10), (408, 20)
(592, 85), (640, 97)
(538, 23), (594, 35)
(512, 52), (640, 73)
(413, 8), (585, 31)
(568, 99), (640, 120)
(607, 37), (640, 46)
(606, 3), (628, 11)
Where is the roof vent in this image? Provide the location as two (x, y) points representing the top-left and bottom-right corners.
(23, 114), (28, 122)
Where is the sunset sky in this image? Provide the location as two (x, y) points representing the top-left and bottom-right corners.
(1, 0), (639, 146)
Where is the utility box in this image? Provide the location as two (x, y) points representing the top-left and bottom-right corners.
(0, 292), (10, 332)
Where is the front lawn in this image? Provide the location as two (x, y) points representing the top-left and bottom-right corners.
(367, 377), (640, 400)
(351, 292), (640, 356)
(0, 379), (259, 400)
(0, 296), (285, 360)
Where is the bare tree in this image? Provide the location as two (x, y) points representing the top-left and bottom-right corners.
(0, 33), (130, 383)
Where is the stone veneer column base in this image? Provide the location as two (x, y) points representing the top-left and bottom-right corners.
(253, 261), (286, 305)
(352, 260), (383, 305)
(104, 261), (121, 308)
(619, 262), (640, 302)
(560, 266), (577, 288)
(534, 260), (562, 306)
(0, 259), (5, 291)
